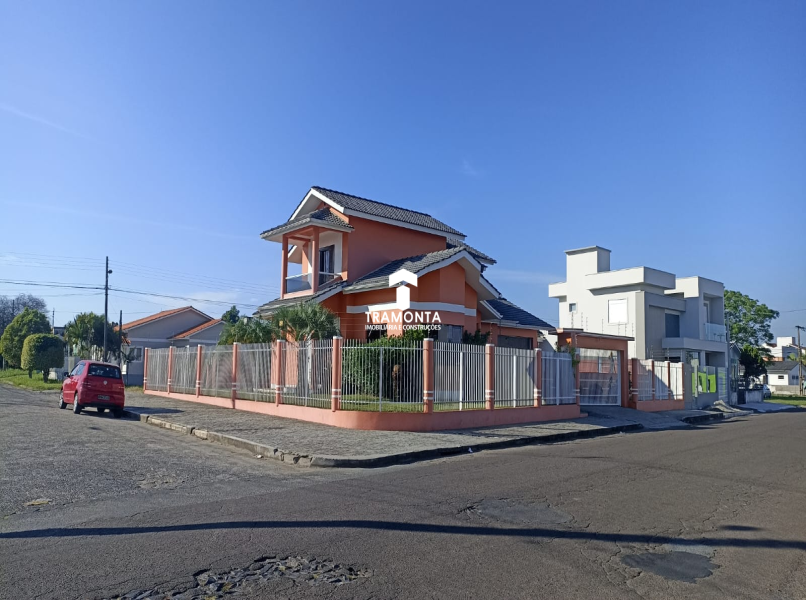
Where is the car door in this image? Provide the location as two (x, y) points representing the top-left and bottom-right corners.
(64, 362), (83, 401)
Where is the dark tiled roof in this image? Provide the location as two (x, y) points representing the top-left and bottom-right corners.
(253, 278), (345, 316)
(765, 360), (799, 373)
(342, 247), (467, 293)
(484, 298), (553, 330)
(312, 186), (465, 237)
(446, 241), (496, 264)
(261, 208), (353, 238)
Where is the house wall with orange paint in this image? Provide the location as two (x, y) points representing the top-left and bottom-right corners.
(339, 214), (448, 282)
(481, 323), (539, 347)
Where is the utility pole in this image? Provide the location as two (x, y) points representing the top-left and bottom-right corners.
(103, 257), (112, 362)
(52, 308), (55, 333)
(797, 325), (804, 396)
(119, 309), (123, 367)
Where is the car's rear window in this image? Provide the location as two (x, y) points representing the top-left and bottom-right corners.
(87, 364), (122, 379)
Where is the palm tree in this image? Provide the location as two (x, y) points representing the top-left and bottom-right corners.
(273, 303), (340, 341)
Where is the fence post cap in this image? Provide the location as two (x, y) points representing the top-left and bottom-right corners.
(333, 335), (343, 340)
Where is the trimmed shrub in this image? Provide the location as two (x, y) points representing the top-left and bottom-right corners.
(0, 308), (52, 368)
(21, 334), (65, 381)
(342, 338), (423, 401)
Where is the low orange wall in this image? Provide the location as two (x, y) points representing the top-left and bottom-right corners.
(634, 399), (685, 412)
(143, 390), (583, 432)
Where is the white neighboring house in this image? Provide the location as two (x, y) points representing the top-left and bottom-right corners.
(118, 306), (225, 385)
(763, 336), (802, 362)
(548, 246), (729, 368)
(763, 361), (801, 390)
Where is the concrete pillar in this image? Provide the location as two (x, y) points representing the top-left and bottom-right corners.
(630, 358), (640, 407)
(667, 361), (673, 400)
(534, 348), (542, 407)
(195, 345), (203, 397)
(273, 341), (285, 406)
(485, 343), (495, 410)
(423, 338), (434, 413)
(280, 234), (289, 297)
(231, 343), (239, 405)
(311, 230), (319, 294)
(167, 346), (174, 394)
(143, 348), (149, 391)
(331, 336), (342, 412)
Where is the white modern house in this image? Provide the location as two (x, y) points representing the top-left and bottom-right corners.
(762, 360), (801, 391)
(548, 246), (729, 369)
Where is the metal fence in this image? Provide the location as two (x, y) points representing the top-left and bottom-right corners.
(578, 349), (621, 405)
(280, 339), (333, 409)
(433, 342), (486, 410)
(494, 346), (535, 407)
(200, 345), (233, 398)
(235, 343), (273, 402)
(146, 348), (169, 392)
(541, 350), (576, 405)
(634, 359), (654, 401)
(717, 367), (728, 403)
(341, 339), (424, 412)
(669, 363), (684, 400)
(171, 347), (198, 395)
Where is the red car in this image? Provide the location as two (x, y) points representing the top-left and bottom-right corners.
(60, 361), (126, 417)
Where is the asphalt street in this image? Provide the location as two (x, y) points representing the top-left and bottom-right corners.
(2, 385), (805, 599)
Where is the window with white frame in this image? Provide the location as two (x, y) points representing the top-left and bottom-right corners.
(569, 303), (577, 312)
(608, 299), (628, 324)
(128, 347), (143, 362)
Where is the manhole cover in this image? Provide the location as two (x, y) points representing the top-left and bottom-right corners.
(463, 498), (572, 525)
(621, 551), (716, 583)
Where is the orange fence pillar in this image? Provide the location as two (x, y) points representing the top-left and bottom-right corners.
(331, 336), (342, 412)
(273, 341), (285, 406)
(534, 348), (542, 407)
(166, 346), (174, 394)
(231, 343), (239, 406)
(423, 338), (434, 413)
(485, 343), (495, 410)
(195, 345), (203, 397)
(143, 348), (149, 391)
(630, 358), (640, 407)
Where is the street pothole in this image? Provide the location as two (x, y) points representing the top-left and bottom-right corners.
(621, 550), (717, 583)
(107, 555), (371, 599)
(461, 498), (572, 525)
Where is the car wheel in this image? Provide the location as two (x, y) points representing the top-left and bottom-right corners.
(73, 394), (82, 414)
(58, 392), (67, 410)
(97, 407), (106, 414)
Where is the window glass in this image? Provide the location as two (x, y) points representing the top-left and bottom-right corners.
(70, 363), (83, 376)
(87, 364), (122, 379)
(569, 303), (577, 312)
(665, 313), (680, 338)
(608, 299), (628, 324)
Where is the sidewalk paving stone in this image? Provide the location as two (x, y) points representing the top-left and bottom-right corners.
(123, 391), (644, 467)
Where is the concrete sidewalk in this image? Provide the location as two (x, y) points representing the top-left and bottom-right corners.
(123, 391), (650, 468)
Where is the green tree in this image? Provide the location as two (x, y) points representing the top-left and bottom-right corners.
(725, 290), (779, 347)
(218, 318), (280, 344)
(0, 308), (52, 368)
(221, 305), (241, 325)
(273, 303), (340, 341)
(739, 344), (767, 389)
(21, 334), (65, 381)
(64, 312), (122, 360)
(0, 294), (48, 339)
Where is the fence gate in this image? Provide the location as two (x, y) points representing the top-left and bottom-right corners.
(578, 349), (621, 405)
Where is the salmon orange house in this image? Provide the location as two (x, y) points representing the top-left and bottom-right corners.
(255, 186), (552, 346)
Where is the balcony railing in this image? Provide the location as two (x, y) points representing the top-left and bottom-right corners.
(286, 272), (340, 294)
(285, 273), (311, 294)
(704, 322), (727, 342)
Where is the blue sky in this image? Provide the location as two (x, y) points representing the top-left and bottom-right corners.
(1, 1), (804, 336)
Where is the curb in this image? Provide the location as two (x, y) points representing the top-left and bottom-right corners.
(679, 413), (725, 425)
(123, 408), (643, 469)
